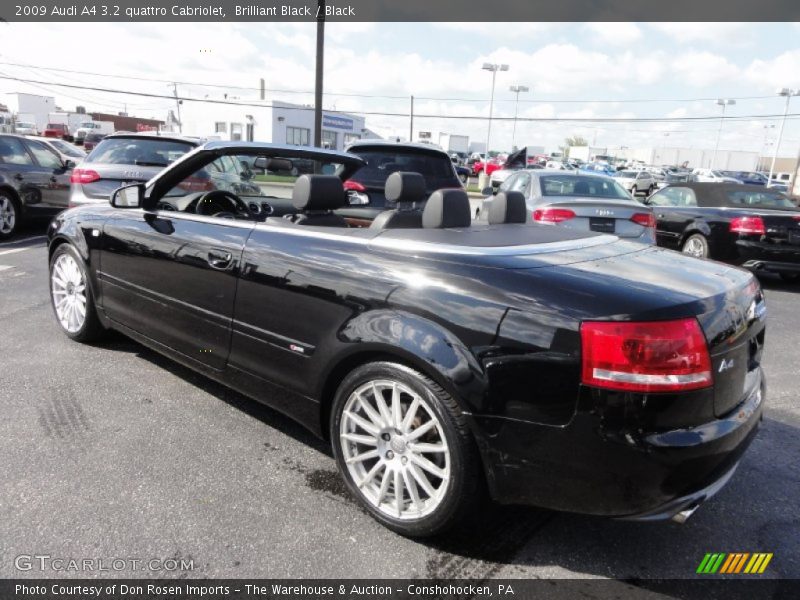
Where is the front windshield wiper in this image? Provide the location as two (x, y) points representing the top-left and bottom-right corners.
(134, 160), (169, 167)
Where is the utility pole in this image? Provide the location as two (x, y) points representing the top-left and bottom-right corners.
(171, 83), (182, 133)
(768, 88), (799, 187)
(409, 95), (414, 142)
(712, 98), (736, 169)
(509, 85), (529, 151)
(480, 63), (509, 189)
(313, 0), (325, 147)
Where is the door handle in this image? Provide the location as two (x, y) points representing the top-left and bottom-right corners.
(13, 173), (23, 181)
(207, 250), (233, 269)
(657, 214), (666, 218)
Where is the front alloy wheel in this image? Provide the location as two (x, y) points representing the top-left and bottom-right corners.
(49, 244), (106, 342)
(332, 362), (480, 537)
(0, 194), (17, 239)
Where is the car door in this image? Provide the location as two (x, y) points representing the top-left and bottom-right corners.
(100, 204), (254, 371)
(648, 187), (698, 248)
(22, 138), (72, 212)
(0, 136), (52, 216)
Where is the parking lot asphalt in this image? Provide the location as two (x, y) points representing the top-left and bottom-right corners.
(1, 225), (798, 592)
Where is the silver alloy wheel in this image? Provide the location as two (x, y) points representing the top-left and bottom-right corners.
(682, 236), (707, 258)
(51, 253), (87, 333)
(339, 379), (451, 520)
(0, 196), (15, 234)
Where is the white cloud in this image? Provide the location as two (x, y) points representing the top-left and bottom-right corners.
(670, 51), (740, 86)
(584, 23), (642, 46)
(744, 50), (800, 91)
(649, 23), (750, 45)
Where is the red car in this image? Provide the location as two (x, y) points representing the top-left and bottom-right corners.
(471, 159), (504, 176)
(43, 123), (71, 141)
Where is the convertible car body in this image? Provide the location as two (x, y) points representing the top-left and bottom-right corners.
(47, 142), (766, 537)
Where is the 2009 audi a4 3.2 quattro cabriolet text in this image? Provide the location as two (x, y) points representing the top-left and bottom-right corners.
(47, 141), (766, 537)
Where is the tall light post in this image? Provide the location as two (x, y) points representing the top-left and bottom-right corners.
(768, 88), (799, 186)
(509, 84), (529, 152)
(480, 63), (509, 188)
(711, 98), (735, 169)
(761, 124), (776, 167)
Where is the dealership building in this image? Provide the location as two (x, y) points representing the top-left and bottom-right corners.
(180, 99), (377, 150)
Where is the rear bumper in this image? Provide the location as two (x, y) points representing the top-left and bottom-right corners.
(736, 240), (800, 274)
(471, 369), (764, 518)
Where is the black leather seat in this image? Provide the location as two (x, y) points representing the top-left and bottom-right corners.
(422, 189), (472, 229)
(487, 191), (528, 224)
(370, 171), (427, 230)
(291, 175), (348, 227)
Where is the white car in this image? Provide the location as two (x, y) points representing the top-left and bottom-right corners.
(28, 136), (87, 164)
(14, 121), (39, 136)
(691, 168), (740, 183)
(611, 169), (657, 196)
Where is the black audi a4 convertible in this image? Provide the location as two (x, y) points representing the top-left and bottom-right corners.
(47, 142), (766, 537)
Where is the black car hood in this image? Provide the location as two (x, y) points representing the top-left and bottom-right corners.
(504, 147), (528, 169)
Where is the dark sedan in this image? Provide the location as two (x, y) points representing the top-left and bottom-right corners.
(0, 133), (75, 240)
(646, 182), (800, 281)
(47, 141), (765, 537)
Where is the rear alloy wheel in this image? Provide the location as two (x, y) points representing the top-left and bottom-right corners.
(0, 193), (18, 240)
(331, 362), (480, 537)
(682, 233), (709, 259)
(49, 244), (106, 342)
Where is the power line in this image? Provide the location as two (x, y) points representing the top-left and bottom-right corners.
(4, 74), (800, 126)
(0, 60), (780, 105)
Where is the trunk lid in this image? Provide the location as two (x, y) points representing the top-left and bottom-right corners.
(543, 198), (653, 238)
(76, 162), (165, 199)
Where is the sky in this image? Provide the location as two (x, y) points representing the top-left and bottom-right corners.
(2, 21), (800, 156)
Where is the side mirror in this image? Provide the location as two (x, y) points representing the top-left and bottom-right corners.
(64, 159), (76, 170)
(253, 157), (268, 170)
(111, 183), (145, 208)
(481, 186), (495, 197)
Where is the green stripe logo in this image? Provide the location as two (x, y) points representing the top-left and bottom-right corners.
(697, 553), (727, 574)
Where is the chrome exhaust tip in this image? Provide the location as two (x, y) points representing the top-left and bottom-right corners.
(671, 503), (701, 524)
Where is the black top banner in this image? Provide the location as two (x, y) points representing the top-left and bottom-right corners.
(3, 0), (800, 22)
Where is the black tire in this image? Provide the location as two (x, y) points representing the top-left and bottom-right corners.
(49, 244), (106, 343)
(779, 272), (800, 284)
(459, 173), (468, 185)
(0, 191), (20, 241)
(681, 233), (710, 259)
(330, 361), (482, 537)
(631, 185), (638, 196)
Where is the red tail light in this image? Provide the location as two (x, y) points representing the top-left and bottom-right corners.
(69, 169), (100, 184)
(344, 180), (366, 192)
(533, 208), (576, 223)
(730, 216), (765, 235)
(630, 212), (656, 228)
(178, 176), (215, 192)
(580, 318), (712, 393)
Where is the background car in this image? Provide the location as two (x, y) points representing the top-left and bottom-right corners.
(454, 164), (471, 185)
(28, 136), (87, 164)
(68, 133), (200, 207)
(0, 133), (74, 239)
(612, 169), (657, 196)
(481, 170), (655, 243)
(13, 121), (39, 136)
(724, 171), (768, 186)
(43, 123), (71, 141)
(82, 132), (107, 152)
(340, 141), (461, 222)
(646, 182), (800, 281)
(691, 168), (741, 183)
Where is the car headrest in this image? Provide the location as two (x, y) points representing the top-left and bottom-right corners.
(385, 171), (426, 205)
(422, 189), (472, 229)
(292, 175), (346, 211)
(487, 191), (528, 224)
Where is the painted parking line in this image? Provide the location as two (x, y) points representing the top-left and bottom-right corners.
(0, 235), (47, 251)
(0, 247), (33, 257)
(0, 265), (15, 272)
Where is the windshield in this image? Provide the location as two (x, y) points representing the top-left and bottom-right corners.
(17, 122), (35, 128)
(80, 122), (95, 128)
(87, 137), (195, 166)
(615, 171), (637, 178)
(167, 153), (346, 200)
(48, 139), (85, 157)
(348, 148), (459, 191)
(725, 190), (796, 209)
(540, 175), (632, 199)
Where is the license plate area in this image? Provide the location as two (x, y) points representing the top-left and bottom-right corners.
(590, 217), (615, 233)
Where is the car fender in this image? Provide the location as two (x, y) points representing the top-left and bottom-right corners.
(329, 309), (488, 414)
(0, 181), (23, 213)
(679, 219), (713, 247)
(47, 213), (105, 308)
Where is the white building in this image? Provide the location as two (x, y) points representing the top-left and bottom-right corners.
(180, 100), (373, 151)
(3, 93), (58, 131)
(574, 145), (762, 171)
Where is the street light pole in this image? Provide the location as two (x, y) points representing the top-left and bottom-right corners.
(480, 63), (508, 188)
(768, 88), (799, 187)
(711, 98), (735, 169)
(509, 84), (529, 152)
